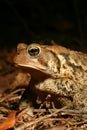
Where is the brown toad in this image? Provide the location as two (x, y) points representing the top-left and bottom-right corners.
(14, 43), (87, 110)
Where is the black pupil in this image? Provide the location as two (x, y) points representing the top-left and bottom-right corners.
(28, 47), (40, 56)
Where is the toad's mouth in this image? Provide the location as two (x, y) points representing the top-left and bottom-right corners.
(16, 62), (52, 76)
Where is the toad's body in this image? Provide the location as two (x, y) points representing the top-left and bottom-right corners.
(14, 43), (87, 110)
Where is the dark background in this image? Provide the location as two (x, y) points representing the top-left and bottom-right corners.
(0, 0), (87, 52)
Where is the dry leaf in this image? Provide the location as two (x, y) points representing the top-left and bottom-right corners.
(0, 111), (16, 130)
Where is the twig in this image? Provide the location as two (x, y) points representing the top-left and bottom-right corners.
(33, 108), (87, 115)
(23, 106), (67, 129)
(0, 88), (25, 102)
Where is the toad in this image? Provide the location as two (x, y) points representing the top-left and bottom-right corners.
(14, 43), (87, 110)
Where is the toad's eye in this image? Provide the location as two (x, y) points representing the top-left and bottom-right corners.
(28, 47), (40, 56)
